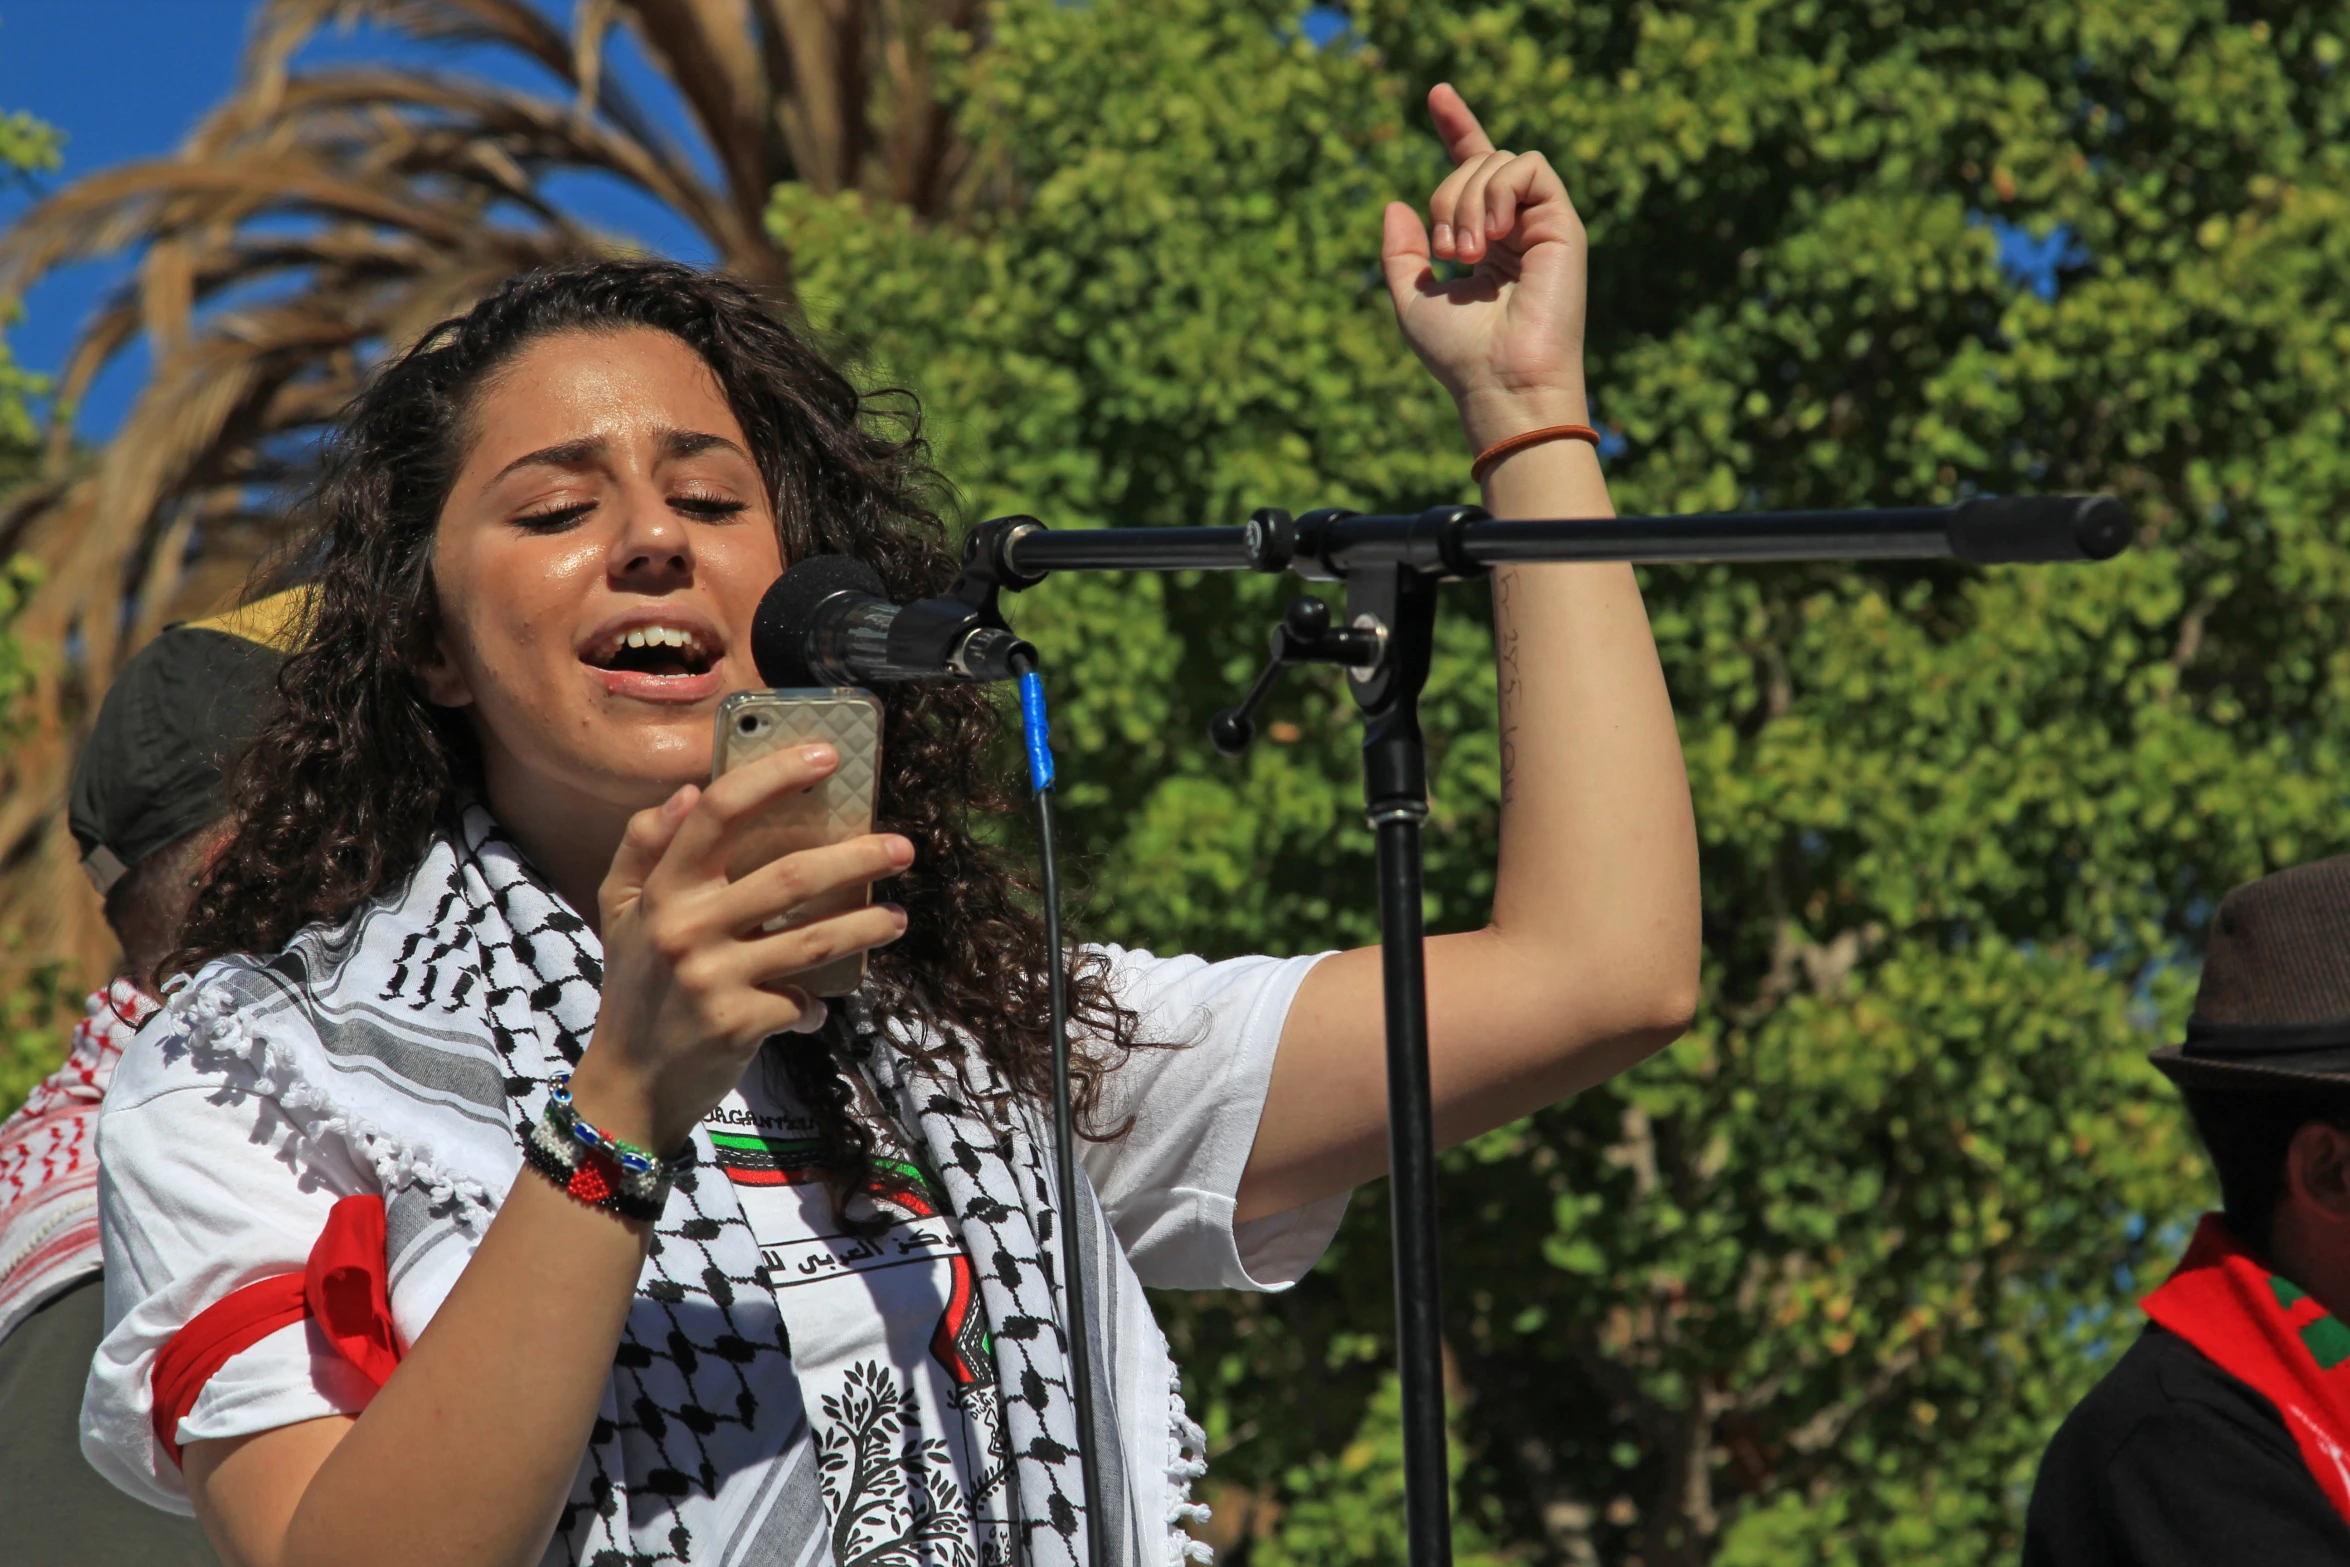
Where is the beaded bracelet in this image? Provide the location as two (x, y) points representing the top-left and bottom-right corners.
(548, 1074), (668, 1179)
(522, 1109), (669, 1223)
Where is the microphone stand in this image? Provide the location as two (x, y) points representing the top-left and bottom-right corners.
(947, 493), (2130, 1567)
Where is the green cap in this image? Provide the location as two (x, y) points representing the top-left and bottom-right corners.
(67, 589), (307, 896)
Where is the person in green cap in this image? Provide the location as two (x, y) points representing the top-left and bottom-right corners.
(0, 590), (301, 1566)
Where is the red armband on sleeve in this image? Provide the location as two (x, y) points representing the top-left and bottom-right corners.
(149, 1194), (404, 1466)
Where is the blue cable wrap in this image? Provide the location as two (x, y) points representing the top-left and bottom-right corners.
(1019, 671), (1055, 793)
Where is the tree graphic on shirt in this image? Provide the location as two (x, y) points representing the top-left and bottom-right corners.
(818, 1359), (1012, 1567)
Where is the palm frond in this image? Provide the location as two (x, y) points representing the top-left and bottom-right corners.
(0, 0), (997, 979)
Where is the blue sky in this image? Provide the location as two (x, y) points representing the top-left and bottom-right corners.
(0, 0), (710, 436)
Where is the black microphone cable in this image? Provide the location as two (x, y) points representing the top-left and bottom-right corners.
(755, 558), (1105, 1560)
(1015, 655), (1108, 1565)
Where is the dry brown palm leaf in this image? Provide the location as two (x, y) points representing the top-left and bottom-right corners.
(0, 0), (993, 985)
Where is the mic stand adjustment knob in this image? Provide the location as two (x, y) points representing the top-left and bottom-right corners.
(1208, 596), (1387, 756)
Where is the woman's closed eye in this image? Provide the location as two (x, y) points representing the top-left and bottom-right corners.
(670, 490), (748, 521)
(511, 491), (747, 531)
(515, 499), (596, 532)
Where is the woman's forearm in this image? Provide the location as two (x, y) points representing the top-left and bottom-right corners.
(1471, 430), (1700, 1065)
(189, 1175), (649, 1567)
(286, 1176), (646, 1566)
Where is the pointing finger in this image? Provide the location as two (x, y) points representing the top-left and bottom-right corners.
(1430, 82), (1496, 165)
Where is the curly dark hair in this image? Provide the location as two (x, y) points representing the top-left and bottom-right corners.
(174, 259), (1134, 1201)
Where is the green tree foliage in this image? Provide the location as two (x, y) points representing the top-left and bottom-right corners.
(780, 2), (2338, 1561)
(0, 551), (73, 1113)
(0, 94), (51, 485)
(0, 86), (64, 1106)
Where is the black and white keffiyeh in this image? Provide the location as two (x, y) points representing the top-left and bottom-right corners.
(156, 808), (1204, 1567)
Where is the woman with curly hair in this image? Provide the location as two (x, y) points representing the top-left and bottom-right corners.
(81, 88), (1697, 1567)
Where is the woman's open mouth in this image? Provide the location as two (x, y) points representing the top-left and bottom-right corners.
(582, 621), (726, 702)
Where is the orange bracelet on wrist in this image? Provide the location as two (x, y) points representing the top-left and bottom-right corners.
(1470, 423), (1601, 485)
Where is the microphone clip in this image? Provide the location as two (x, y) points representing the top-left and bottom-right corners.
(919, 516), (1051, 679)
(952, 515), (1049, 604)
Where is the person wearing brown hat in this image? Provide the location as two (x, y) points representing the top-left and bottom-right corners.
(0, 590), (302, 1567)
(2025, 854), (2350, 1564)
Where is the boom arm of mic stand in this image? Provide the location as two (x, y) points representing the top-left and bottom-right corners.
(990, 493), (2131, 577)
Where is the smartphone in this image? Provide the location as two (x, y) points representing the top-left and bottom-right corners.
(712, 688), (885, 997)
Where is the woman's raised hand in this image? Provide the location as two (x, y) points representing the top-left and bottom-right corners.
(1381, 83), (1591, 451)
(568, 743), (911, 1152)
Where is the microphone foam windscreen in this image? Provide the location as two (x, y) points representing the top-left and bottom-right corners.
(751, 554), (888, 687)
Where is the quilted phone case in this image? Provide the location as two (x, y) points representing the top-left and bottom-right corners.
(712, 688), (884, 996)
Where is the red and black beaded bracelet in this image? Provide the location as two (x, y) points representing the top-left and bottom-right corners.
(521, 1109), (670, 1223)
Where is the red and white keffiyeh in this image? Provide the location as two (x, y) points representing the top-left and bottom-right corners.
(0, 981), (150, 1342)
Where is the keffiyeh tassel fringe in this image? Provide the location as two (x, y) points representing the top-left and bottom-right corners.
(181, 985), (498, 1233)
(1165, 1372), (1214, 1565)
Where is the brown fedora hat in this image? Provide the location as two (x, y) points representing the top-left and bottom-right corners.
(2154, 854), (2350, 1090)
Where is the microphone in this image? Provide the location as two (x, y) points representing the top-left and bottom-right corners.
(750, 555), (1036, 688)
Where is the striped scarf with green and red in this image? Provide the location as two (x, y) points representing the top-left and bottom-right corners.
(2144, 1212), (2350, 1522)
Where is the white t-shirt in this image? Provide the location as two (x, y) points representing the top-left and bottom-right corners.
(88, 945), (1348, 1550)
(706, 1064), (1015, 1565)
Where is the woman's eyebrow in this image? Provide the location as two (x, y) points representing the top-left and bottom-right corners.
(480, 428), (747, 490)
(486, 437), (606, 487)
(657, 428), (750, 463)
